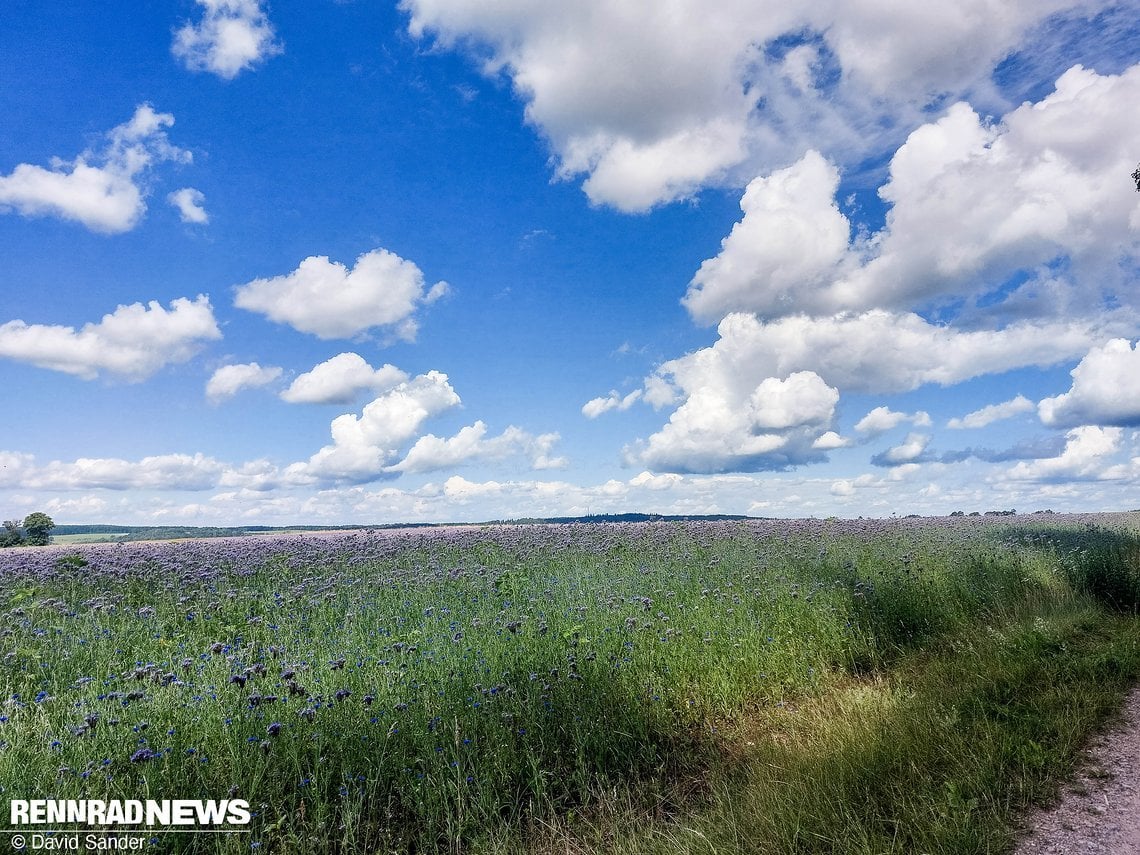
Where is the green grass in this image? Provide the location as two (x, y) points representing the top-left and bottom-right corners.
(555, 605), (1140, 855)
(0, 517), (1137, 853)
(48, 533), (131, 545)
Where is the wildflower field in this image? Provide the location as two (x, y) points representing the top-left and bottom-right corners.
(1, 515), (1139, 854)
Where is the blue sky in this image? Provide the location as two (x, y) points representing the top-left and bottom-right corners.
(2, 0), (1140, 525)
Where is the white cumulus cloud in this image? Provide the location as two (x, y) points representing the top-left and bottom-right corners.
(855, 406), (932, 436)
(1003, 425), (1125, 482)
(167, 187), (208, 224)
(1038, 339), (1140, 428)
(0, 295), (220, 381)
(626, 370), (839, 473)
(233, 249), (449, 341)
(684, 64), (1140, 324)
(206, 362), (282, 403)
(682, 150), (852, 325)
(874, 432), (931, 466)
(648, 310), (1104, 399)
(0, 105), (190, 233)
(280, 353), (409, 405)
(287, 371), (462, 484)
(173, 0), (282, 79)
(582, 389), (642, 418)
(812, 431), (853, 450)
(848, 65), (1140, 316)
(402, 0), (1085, 211)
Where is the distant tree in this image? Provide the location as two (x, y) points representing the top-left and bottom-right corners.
(1133, 163), (1140, 192)
(22, 512), (55, 546)
(1, 519), (24, 548)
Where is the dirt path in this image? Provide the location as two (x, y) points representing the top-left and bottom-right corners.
(1014, 684), (1140, 854)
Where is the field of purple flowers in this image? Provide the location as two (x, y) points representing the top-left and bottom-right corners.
(1, 515), (1138, 853)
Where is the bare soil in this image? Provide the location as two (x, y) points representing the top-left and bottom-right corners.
(1015, 684), (1140, 854)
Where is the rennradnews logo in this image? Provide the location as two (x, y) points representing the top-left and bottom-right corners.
(10, 799), (250, 826)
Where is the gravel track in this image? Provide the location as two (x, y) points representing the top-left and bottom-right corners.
(1015, 684), (1140, 854)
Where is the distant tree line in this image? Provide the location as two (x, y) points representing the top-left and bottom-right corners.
(1, 513), (55, 547)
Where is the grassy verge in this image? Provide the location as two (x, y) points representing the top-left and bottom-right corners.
(523, 603), (1140, 855)
(0, 517), (1137, 853)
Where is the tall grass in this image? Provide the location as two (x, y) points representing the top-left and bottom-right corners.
(577, 605), (1140, 855)
(0, 515), (1136, 852)
(1005, 520), (1140, 611)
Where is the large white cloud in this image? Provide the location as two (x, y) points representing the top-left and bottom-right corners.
(287, 371), (462, 483)
(403, 0), (779, 210)
(233, 249), (449, 341)
(173, 0), (282, 79)
(0, 296), (221, 381)
(0, 105), (190, 234)
(683, 151), (852, 324)
(628, 307), (1123, 475)
(283, 371), (565, 484)
(280, 353), (408, 405)
(684, 64), (1140, 323)
(823, 1), (1076, 100)
(626, 370), (839, 473)
(1003, 425), (1126, 482)
(648, 310), (1104, 400)
(1039, 339), (1140, 428)
(206, 362), (282, 403)
(852, 65), (1140, 316)
(402, 0), (1093, 211)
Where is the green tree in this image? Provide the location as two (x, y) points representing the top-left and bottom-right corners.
(22, 512), (55, 546)
(1, 519), (23, 548)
